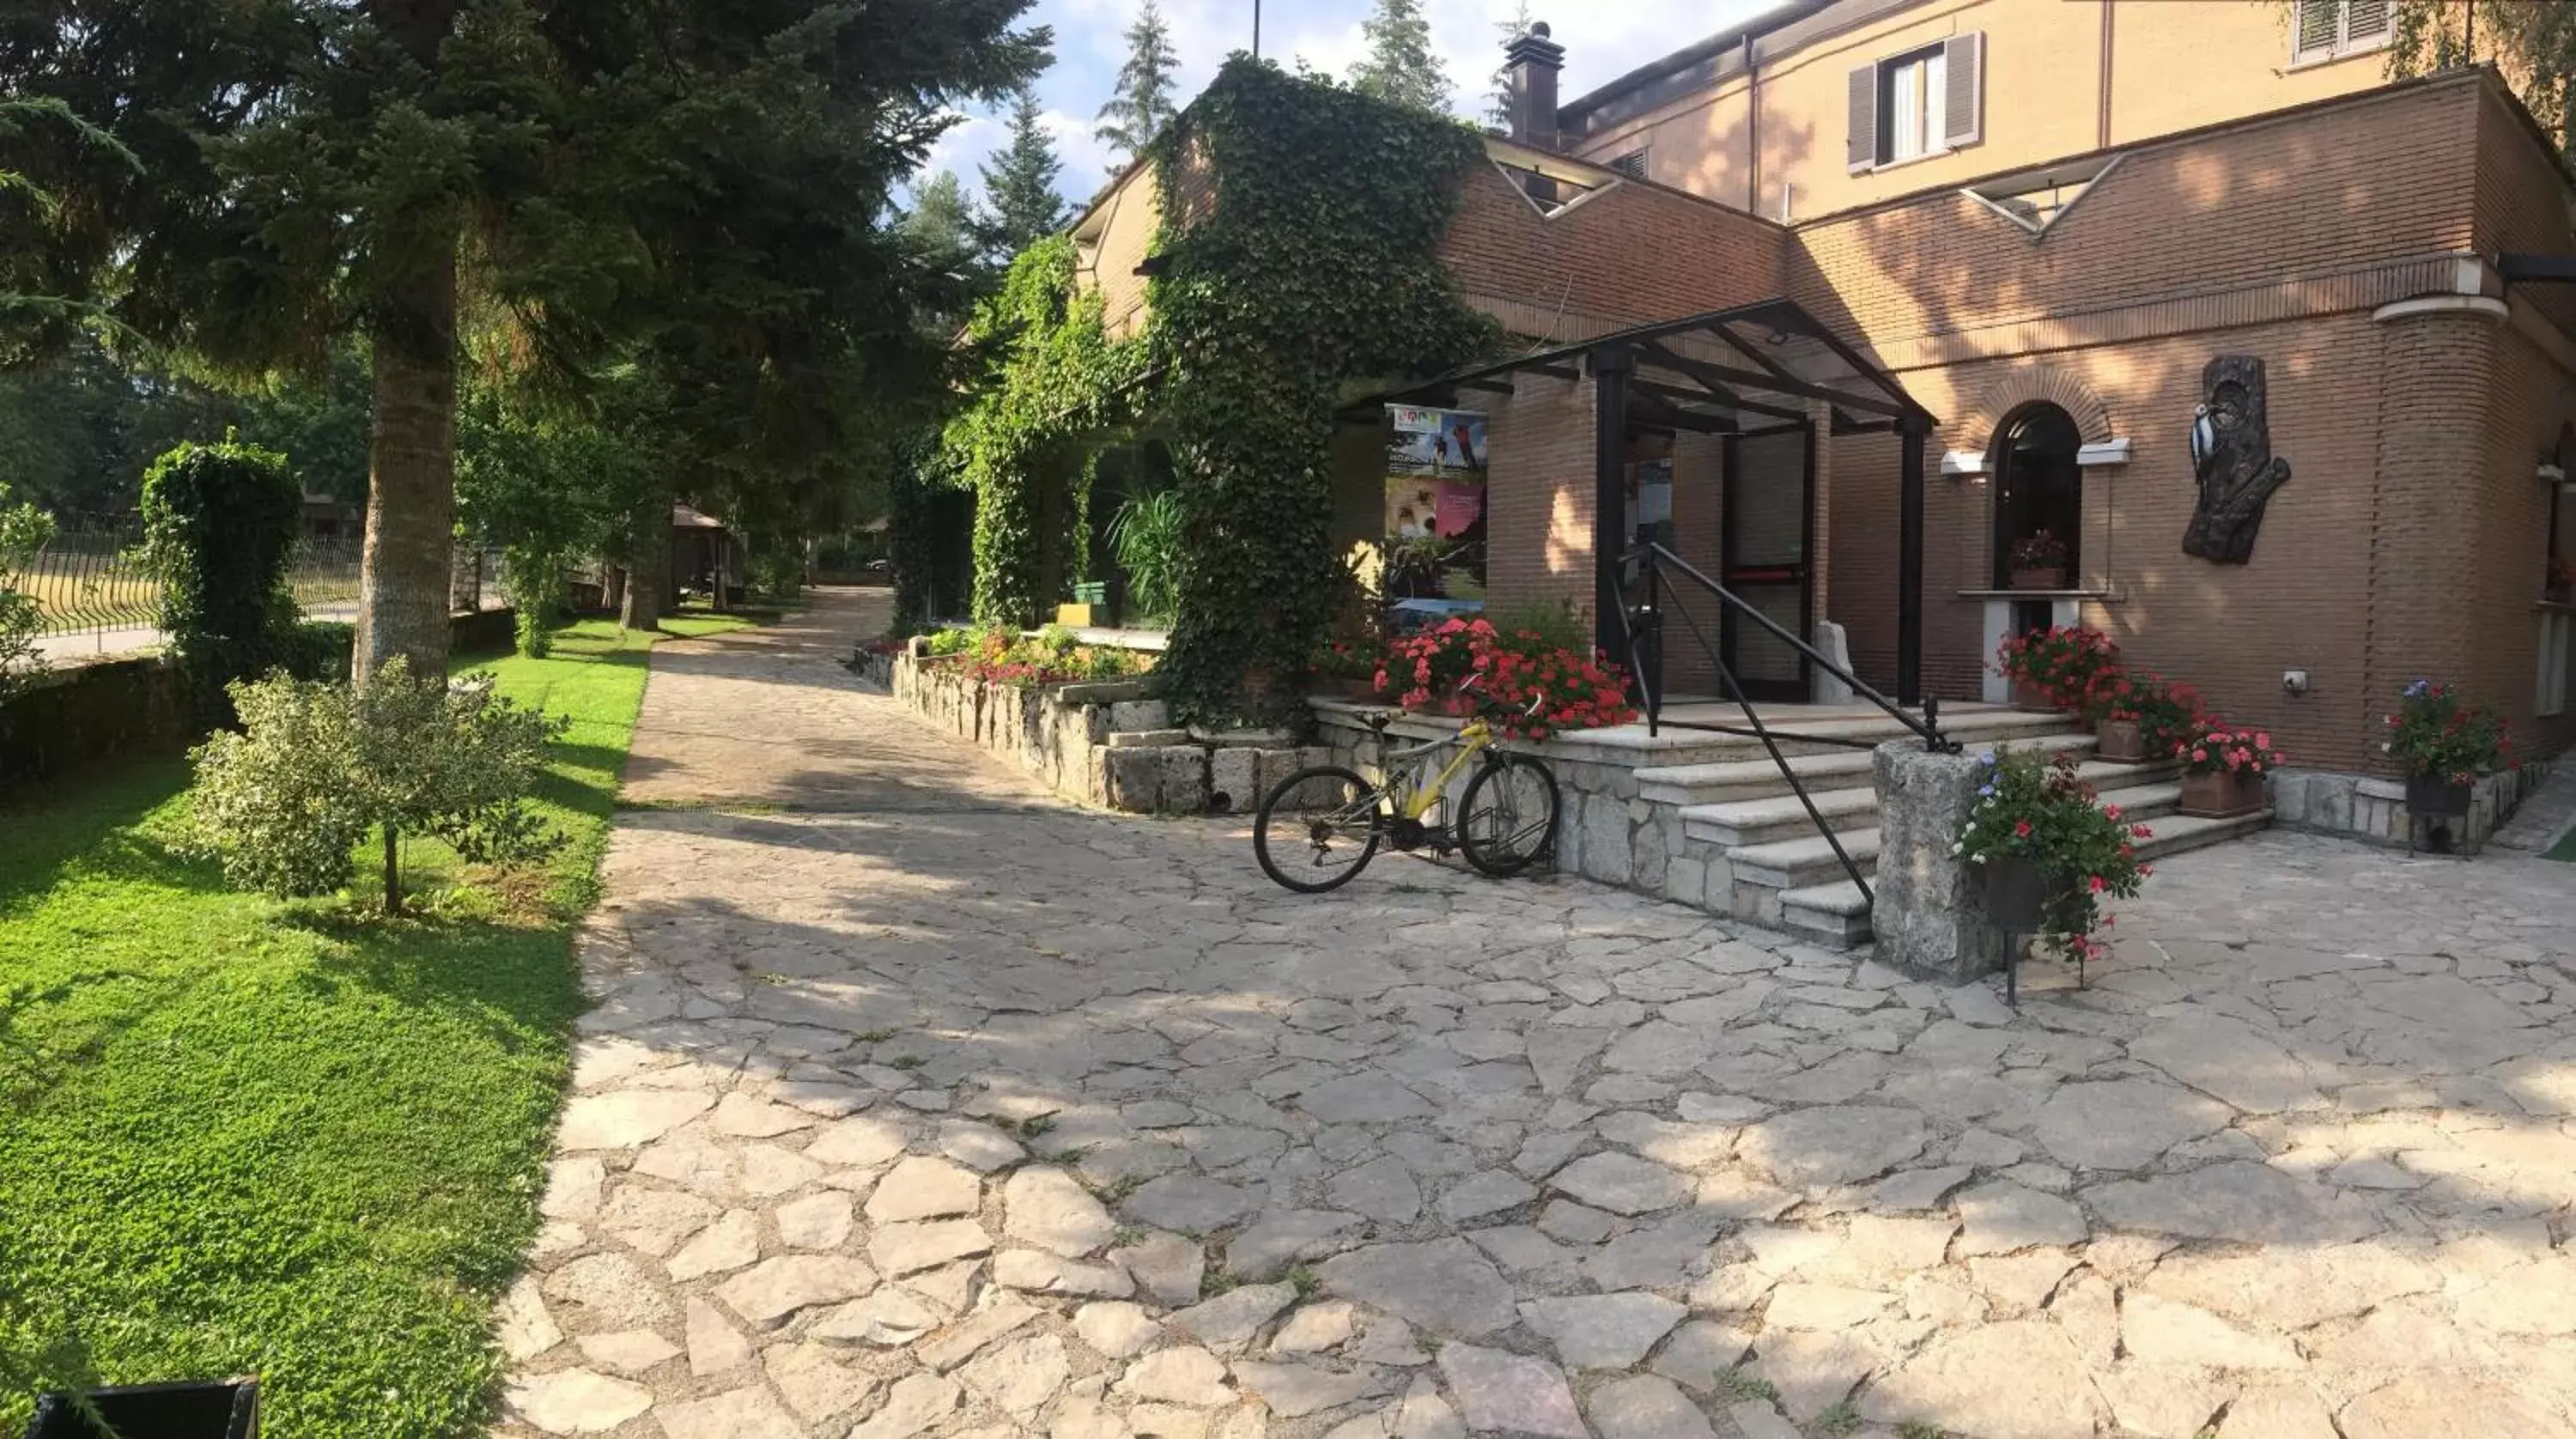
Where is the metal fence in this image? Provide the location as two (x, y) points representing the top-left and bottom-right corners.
(9, 515), (501, 653)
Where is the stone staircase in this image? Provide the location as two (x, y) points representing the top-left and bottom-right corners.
(1623, 709), (2275, 950)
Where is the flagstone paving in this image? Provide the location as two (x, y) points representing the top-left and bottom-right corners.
(495, 588), (2576, 1439)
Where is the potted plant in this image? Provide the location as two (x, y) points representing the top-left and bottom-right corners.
(2548, 556), (2574, 604)
(1994, 625), (2118, 715)
(1953, 746), (2153, 964)
(2082, 671), (2202, 764)
(2007, 530), (2069, 590)
(1309, 641), (1380, 699)
(2173, 720), (2281, 817)
(2384, 678), (2509, 817)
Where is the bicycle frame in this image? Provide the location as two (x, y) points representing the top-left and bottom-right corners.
(1382, 718), (1496, 823)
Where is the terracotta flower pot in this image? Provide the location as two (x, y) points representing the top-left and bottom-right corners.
(2095, 717), (2148, 762)
(2009, 677), (2061, 713)
(2178, 768), (2265, 818)
(2011, 567), (2068, 591)
(2404, 774), (2474, 817)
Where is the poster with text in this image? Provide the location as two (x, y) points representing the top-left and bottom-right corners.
(1383, 407), (1488, 604)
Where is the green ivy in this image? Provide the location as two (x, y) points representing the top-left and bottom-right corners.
(138, 436), (302, 714)
(942, 236), (1147, 628)
(934, 58), (1495, 718)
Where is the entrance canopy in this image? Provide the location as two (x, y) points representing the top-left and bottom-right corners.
(1346, 297), (1931, 438)
(1348, 297), (1938, 702)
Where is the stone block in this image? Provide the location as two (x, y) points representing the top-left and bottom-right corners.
(1105, 730), (1192, 749)
(1106, 748), (1163, 813)
(1667, 856), (1707, 909)
(1581, 792), (1632, 885)
(1632, 807), (1672, 894)
(2269, 771), (2310, 826)
(1869, 742), (2008, 986)
(1208, 748), (1259, 815)
(2311, 774), (2354, 834)
(1109, 699), (1170, 732)
(1157, 747), (1208, 814)
(1080, 745), (1113, 807)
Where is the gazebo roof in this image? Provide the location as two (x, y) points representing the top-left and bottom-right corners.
(1350, 296), (1931, 438)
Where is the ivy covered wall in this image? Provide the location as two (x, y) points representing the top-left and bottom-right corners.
(933, 58), (1498, 721)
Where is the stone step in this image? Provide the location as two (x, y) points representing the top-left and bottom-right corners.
(1777, 879), (1874, 949)
(1548, 705), (2078, 768)
(1683, 757), (2182, 849)
(2135, 806), (2275, 859)
(1727, 827), (1884, 899)
(1638, 732), (2095, 807)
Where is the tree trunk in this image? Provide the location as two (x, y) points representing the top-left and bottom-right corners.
(604, 564), (627, 613)
(382, 825), (403, 915)
(622, 479), (672, 632)
(355, 252), (459, 686)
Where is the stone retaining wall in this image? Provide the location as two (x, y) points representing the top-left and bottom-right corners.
(890, 652), (1325, 815)
(2271, 761), (2550, 853)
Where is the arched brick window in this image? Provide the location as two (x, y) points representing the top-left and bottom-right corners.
(1990, 403), (2082, 587)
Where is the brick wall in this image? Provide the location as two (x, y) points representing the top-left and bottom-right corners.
(1484, 373), (1599, 627)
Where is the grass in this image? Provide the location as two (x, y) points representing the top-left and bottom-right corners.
(0, 614), (749, 1436)
(2545, 823), (2576, 861)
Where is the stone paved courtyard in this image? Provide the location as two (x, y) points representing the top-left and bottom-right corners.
(496, 589), (2576, 1439)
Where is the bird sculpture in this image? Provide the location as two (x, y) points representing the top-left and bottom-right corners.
(2183, 355), (2291, 564)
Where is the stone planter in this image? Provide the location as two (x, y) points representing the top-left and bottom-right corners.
(2011, 567), (2068, 591)
(1321, 675), (1378, 700)
(2178, 768), (2265, 818)
(2095, 716), (2148, 762)
(1979, 855), (2060, 931)
(2405, 773), (2474, 817)
(2008, 677), (2060, 713)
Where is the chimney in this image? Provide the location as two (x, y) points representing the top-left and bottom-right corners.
(1504, 21), (1564, 150)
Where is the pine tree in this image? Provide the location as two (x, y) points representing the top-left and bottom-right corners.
(901, 171), (991, 337)
(980, 87), (1072, 258)
(1487, 2), (1537, 130)
(1096, 0), (1182, 167)
(1, 2), (1049, 668)
(1349, 0), (1452, 115)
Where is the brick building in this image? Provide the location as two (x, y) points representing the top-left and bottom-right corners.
(1068, 0), (2576, 786)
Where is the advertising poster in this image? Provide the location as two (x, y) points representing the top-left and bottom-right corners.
(1383, 407), (1488, 612)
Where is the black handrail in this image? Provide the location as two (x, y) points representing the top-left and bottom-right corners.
(1610, 542), (1955, 908)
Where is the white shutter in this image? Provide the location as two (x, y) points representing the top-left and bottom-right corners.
(2293, 0), (2338, 58)
(1942, 32), (1984, 149)
(1847, 64), (1878, 173)
(2345, 0), (2392, 46)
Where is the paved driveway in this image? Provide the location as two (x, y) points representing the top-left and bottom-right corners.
(496, 588), (2576, 1439)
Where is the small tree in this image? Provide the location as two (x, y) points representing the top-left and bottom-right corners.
(1350, 0), (1452, 114)
(185, 659), (567, 914)
(0, 482), (53, 706)
(138, 437), (301, 710)
(1486, 2), (1537, 128)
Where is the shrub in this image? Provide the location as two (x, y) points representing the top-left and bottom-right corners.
(138, 438), (302, 705)
(0, 482), (53, 706)
(958, 624), (1153, 686)
(282, 621), (357, 682)
(1108, 489), (1185, 622)
(1994, 625), (2117, 707)
(184, 659), (569, 912)
(2383, 678), (2507, 784)
(501, 543), (570, 658)
(922, 626), (981, 657)
(1955, 747), (2153, 964)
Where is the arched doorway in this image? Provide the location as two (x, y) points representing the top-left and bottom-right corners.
(1991, 404), (2083, 588)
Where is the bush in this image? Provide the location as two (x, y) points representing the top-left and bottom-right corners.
(1377, 616), (1638, 742)
(138, 438), (301, 706)
(2383, 678), (2507, 784)
(283, 621), (356, 681)
(1955, 746), (2152, 964)
(0, 483), (53, 706)
(2079, 669), (2203, 754)
(500, 544), (569, 658)
(1108, 489), (1184, 622)
(923, 626), (981, 657)
(185, 659), (569, 912)
(1994, 625), (2118, 707)
(957, 624), (1153, 686)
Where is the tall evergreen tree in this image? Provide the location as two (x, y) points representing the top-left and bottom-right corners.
(902, 171), (991, 337)
(1096, 0), (1182, 167)
(1349, 0), (1451, 114)
(980, 87), (1072, 258)
(2, 1), (1049, 673)
(1487, 2), (1537, 129)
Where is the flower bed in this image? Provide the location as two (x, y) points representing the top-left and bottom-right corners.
(1994, 625), (2117, 713)
(1374, 616), (1637, 742)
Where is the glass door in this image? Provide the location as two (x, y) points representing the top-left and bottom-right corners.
(1720, 428), (1814, 703)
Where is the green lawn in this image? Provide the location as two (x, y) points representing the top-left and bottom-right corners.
(0, 616), (748, 1436)
(2548, 824), (2576, 861)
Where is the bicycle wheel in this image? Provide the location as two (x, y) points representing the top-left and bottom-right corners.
(1458, 754), (1560, 877)
(1255, 765), (1384, 893)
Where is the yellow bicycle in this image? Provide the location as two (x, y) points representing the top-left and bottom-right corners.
(1254, 687), (1561, 894)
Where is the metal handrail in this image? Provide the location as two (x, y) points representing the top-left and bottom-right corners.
(1610, 542), (1954, 907)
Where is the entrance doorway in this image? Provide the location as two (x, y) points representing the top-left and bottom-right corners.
(1720, 426), (1815, 702)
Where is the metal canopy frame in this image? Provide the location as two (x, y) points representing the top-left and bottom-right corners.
(1346, 297), (1938, 703)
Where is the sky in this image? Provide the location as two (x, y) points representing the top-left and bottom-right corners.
(917, 0), (1784, 212)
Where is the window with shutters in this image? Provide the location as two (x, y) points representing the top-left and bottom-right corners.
(1847, 32), (1984, 173)
(2291, 0), (2392, 63)
(1607, 149), (1649, 180)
